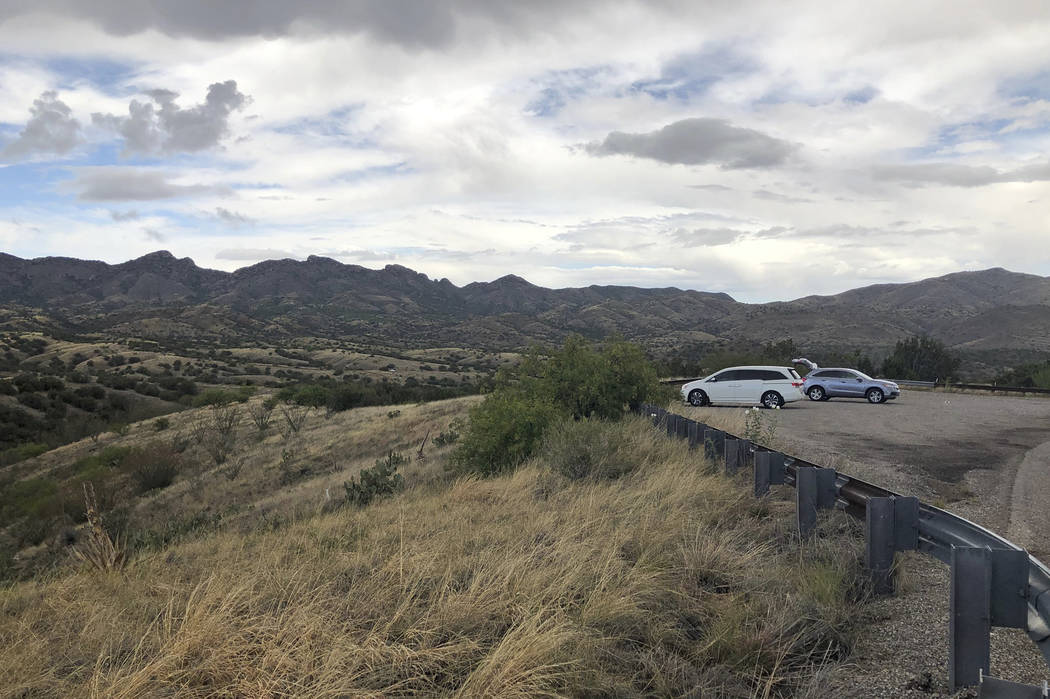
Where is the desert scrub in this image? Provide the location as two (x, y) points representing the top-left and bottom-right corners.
(343, 452), (406, 506)
(0, 414), (865, 697)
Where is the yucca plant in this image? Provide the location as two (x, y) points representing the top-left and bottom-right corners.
(71, 482), (127, 572)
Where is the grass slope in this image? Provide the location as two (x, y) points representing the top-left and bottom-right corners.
(1, 406), (864, 697)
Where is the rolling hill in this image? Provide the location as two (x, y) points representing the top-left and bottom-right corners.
(2, 251), (1049, 358)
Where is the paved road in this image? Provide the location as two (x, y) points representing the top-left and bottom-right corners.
(683, 388), (1050, 556)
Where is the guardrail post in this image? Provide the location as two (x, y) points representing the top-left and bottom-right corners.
(703, 428), (725, 461)
(797, 466), (836, 538)
(753, 450), (785, 497)
(725, 437), (741, 474)
(666, 413), (678, 438)
(866, 497), (896, 595)
(796, 467), (818, 538)
(990, 548), (1029, 630)
(950, 546), (992, 690)
(865, 496), (919, 595)
(687, 421), (706, 449)
(677, 417), (690, 440)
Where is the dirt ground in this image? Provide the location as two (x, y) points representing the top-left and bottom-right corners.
(682, 388), (1050, 695)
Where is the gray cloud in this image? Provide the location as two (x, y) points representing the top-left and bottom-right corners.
(872, 161), (1050, 187)
(0, 0), (611, 49)
(215, 207), (253, 226)
(587, 118), (795, 169)
(669, 227), (748, 246)
(142, 227), (166, 242)
(752, 189), (814, 203)
(92, 80), (249, 154)
(109, 209), (140, 221)
(1, 91), (82, 160)
(65, 168), (229, 201)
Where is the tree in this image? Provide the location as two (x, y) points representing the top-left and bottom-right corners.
(880, 335), (960, 382)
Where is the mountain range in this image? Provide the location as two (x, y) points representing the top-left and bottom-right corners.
(2, 251), (1050, 360)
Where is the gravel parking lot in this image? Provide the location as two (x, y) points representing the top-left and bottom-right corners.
(681, 388), (1050, 695)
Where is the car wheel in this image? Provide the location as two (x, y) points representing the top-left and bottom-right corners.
(866, 388), (885, 404)
(688, 389), (709, 407)
(761, 391), (784, 409)
(807, 386), (825, 401)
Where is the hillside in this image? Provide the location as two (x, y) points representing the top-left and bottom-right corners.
(0, 397), (864, 696)
(3, 252), (1050, 358)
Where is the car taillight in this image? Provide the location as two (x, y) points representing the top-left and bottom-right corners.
(791, 381), (803, 387)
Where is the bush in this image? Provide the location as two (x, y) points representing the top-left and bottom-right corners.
(433, 420), (463, 446)
(450, 393), (561, 476)
(343, 452), (406, 506)
(153, 417), (171, 432)
(125, 443), (181, 493)
(541, 419), (636, 481)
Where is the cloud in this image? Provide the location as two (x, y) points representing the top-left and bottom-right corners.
(109, 210), (140, 221)
(586, 118), (795, 169)
(752, 189), (814, 204)
(1, 91), (82, 160)
(214, 207), (253, 226)
(0, 1), (610, 49)
(92, 80), (249, 154)
(65, 168), (229, 201)
(871, 161), (1050, 187)
(215, 248), (299, 261)
(142, 227), (165, 242)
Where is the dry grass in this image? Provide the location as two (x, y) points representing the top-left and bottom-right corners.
(0, 413), (864, 697)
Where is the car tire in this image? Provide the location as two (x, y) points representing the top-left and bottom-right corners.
(866, 388), (885, 404)
(761, 391), (784, 409)
(807, 386), (825, 401)
(688, 389), (709, 407)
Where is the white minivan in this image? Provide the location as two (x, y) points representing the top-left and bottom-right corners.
(680, 365), (805, 408)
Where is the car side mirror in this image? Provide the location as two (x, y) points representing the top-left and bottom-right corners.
(856, 378), (863, 382)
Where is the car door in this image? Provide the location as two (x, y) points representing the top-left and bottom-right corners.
(839, 370), (865, 397)
(734, 370), (764, 405)
(704, 369), (738, 404)
(824, 370), (850, 396)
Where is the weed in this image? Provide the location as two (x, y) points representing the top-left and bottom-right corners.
(280, 403), (311, 436)
(386, 409), (401, 419)
(71, 483), (126, 572)
(246, 397), (276, 434)
(126, 443), (181, 493)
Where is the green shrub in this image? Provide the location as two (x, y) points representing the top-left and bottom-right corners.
(153, 417), (171, 432)
(1, 477), (59, 520)
(541, 419), (635, 480)
(344, 452), (406, 506)
(433, 420), (462, 446)
(450, 393), (561, 476)
(192, 386), (255, 407)
(12, 442), (49, 462)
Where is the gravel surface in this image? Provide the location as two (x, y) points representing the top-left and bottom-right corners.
(682, 389), (1050, 695)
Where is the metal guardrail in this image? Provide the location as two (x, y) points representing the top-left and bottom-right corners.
(641, 404), (1050, 693)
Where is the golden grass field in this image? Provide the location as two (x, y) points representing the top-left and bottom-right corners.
(0, 398), (866, 697)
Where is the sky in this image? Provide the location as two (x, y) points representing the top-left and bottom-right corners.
(0, 1), (1048, 303)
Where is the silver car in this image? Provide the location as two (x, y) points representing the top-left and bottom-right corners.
(801, 368), (900, 404)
